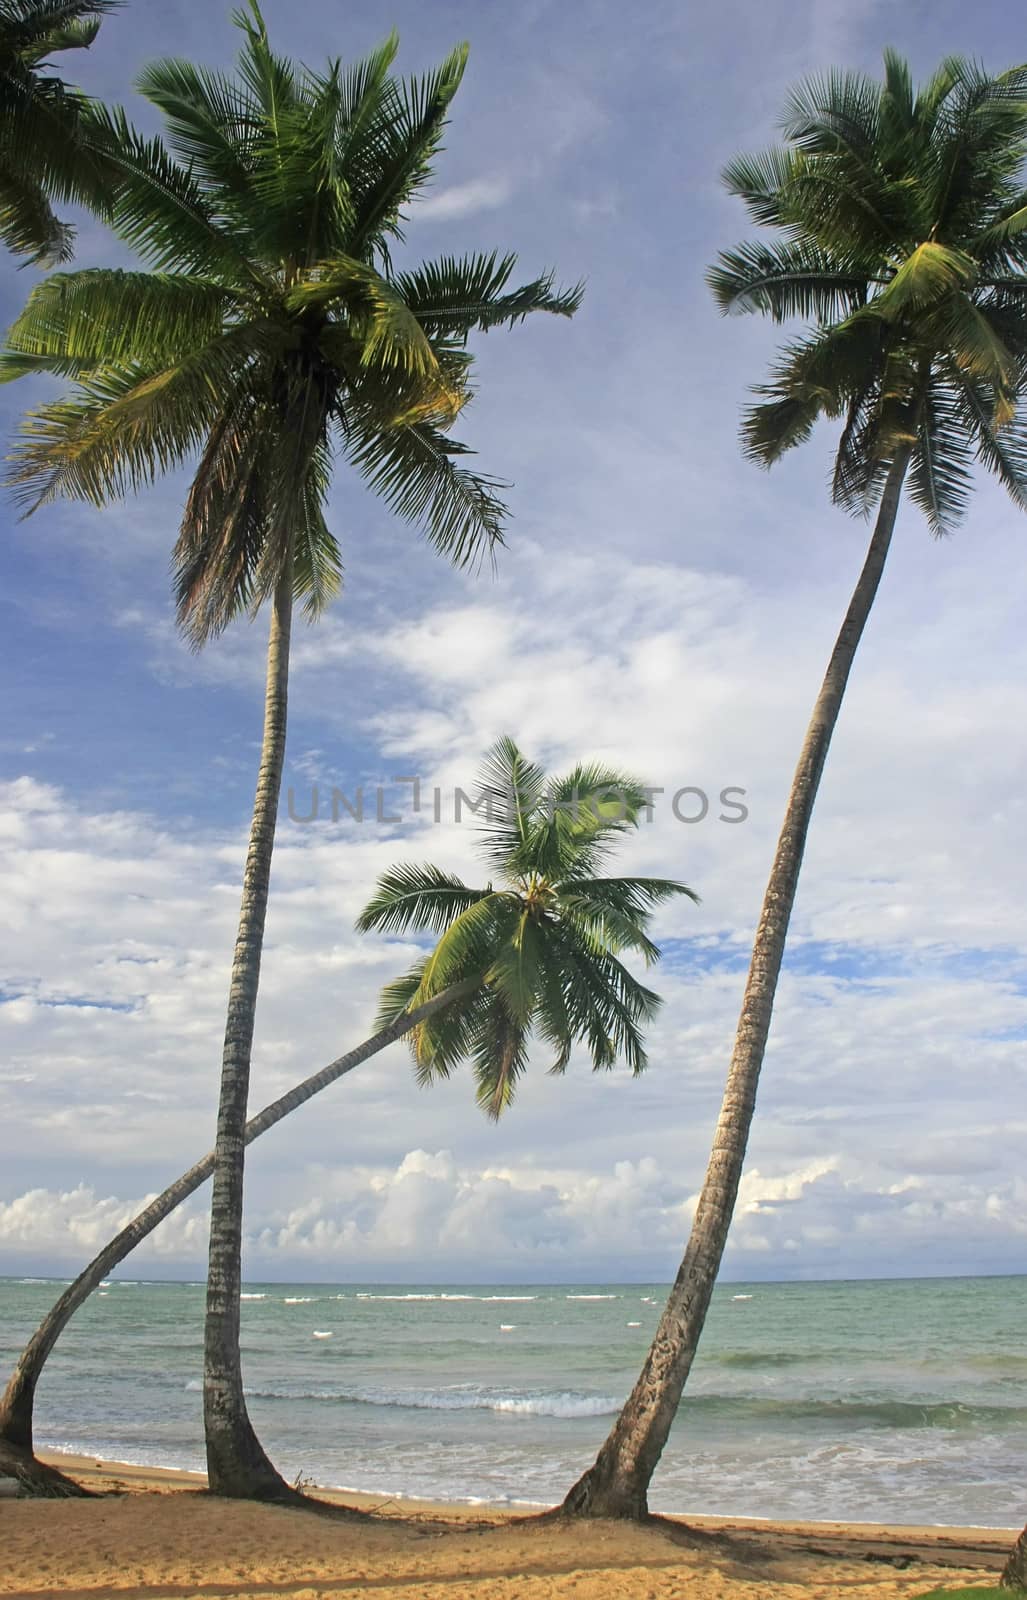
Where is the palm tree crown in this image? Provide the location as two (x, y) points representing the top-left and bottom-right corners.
(0, 0), (119, 264)
(709, 51), (1027, 529)
(2, 1), (581, 640)
(358, 737), (698, 1118)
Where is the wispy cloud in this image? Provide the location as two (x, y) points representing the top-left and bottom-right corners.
(414, 176), (513, 222)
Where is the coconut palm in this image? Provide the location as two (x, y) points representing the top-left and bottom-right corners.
(560, 52), (1027, 1519)
(0, 0), (119, 264)
(357, 737), (698, 1113)
(0, 738), (696, 1498)
(1, 6), (580, 1500)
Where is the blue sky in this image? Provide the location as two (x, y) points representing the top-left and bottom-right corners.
(0, 0), (1026, 1283)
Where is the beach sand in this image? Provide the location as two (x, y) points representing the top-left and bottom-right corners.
(0, 1453), (1012, 1600)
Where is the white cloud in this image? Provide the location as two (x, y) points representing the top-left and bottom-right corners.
(4, 0), (1027, 1292)
(414, 177), (512, 222)
(2, 1148), (1022, 1280)
(3, 521), (1027, 1282)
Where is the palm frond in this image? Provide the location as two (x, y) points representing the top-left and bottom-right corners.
(872, 241), (977, 318)
(907, 381), (975, 532)
(417, 895), (519, 998)
(0, 158), (72, 263)
(349, 42), (468, 254)
(473, 736), (548, 874)
(393, 251), (583, 335)
(134, 56), (260, 197)
(291, 438), (342, 621)
(344, 410), (507, 569)
(356, 864), (491, 935)
(469, 991), (529, 1119)
(83, 102), (265, 284)
(557, 875), (698, 964)
(741, 391), (822, 466)
(709, 239), (871, 322)
(720, 145), (802, 227)
(3, 268), (238, 367)
(0, 1), (120, 49)
(486, 908), (544, 1025)
(947, 365), (1027, 507)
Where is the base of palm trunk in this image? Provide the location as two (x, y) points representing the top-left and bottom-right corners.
(0, 1438), (89, 1498)
(558, 1462), (649, 1520)
(205, 1407), (297, 1503)
(1001, 1526), (1027, 1590)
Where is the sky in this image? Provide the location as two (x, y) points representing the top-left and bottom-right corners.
(1, 0), (1025, 1285)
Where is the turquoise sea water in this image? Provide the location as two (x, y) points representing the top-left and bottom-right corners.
(1, 1273), (1024, 1525)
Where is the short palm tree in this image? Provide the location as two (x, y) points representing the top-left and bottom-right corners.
(0, 738), (696, 1498)
(560, 52), (1027, 1520)
(1, 5), (580, 1501)
(0, 0), (119, 264)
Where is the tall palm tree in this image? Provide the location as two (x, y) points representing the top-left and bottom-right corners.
(1, 6), (580, 1500)
(0, 0), (119, 264)
(560, 52), (1027, 1520)
(0, 739), (696, 1498)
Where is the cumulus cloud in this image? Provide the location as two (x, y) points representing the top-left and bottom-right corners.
(3, 0), (1027, 1290)
(2, 1148), (1021, 1281)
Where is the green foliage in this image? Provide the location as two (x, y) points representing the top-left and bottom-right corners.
(358, 738), (698, 1118)
(710, 52), (1027, 532)
(912, 1588), (1007, 1598)
(0, 0), (120, 263)
(2, 2), (581, 641)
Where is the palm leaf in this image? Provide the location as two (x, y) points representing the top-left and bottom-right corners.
(709, 239), (872, 322)
(2, 268), (238, 367)
(356, 864), (492, 935)
(469, 991), (529, 1119)
(344, 410), (507, 569)
(907, 382), (974, 532)
(393, 251), (583, 335)
(873, 242), (977, 318)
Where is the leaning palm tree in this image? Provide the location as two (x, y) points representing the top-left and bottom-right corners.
(0, 738), (696, 1498)
(560, 52), (1027, 1519)
(357, 737), (698, 1114)
(0, 0), (119, 264)
(1, 6), (580, 1501)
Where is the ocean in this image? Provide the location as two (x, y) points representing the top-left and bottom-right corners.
(1, 1273), (1024, 1526)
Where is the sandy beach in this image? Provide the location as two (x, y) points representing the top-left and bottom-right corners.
(0, 1452), (1011, 1600)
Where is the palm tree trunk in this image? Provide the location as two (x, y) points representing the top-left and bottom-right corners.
(1002, 1523), (1027, 1589)
(203, 562), (295, 1500)
(0, 980), (476, 1483)
(560, 448), (912, 1520)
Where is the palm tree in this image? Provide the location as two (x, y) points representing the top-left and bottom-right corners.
(0, 738), (696, 1498)
(0, 0), (119, 264)
(560, 52), (1027, 1520)
(1, 6), (580, 1501)
(357, 737), (698, 1114)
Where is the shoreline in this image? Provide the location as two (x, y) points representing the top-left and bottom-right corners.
(0, 1451), (1012, 1599)
(38, 1448), (1022, 1537)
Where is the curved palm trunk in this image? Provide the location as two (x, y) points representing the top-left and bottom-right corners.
(560, 450), (912, 1520)
(0, 980), (475, 1479)
(203, 564), (295, 1499)
(1002, 1523), (1027, 1589)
